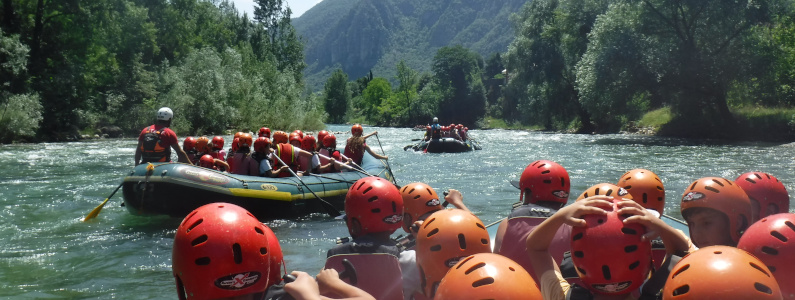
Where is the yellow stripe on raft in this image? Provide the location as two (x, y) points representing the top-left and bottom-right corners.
(228, 188), (351, 201)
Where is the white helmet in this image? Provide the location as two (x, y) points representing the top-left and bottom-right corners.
(157, 107), (173, 121)
(433, 117), (438, 123)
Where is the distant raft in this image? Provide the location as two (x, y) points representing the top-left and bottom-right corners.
(409, 137), (482, 153)
(121, 152), (394, 219)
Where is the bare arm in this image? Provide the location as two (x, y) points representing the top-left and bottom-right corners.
(171, 144), (189, 163)
(363, 131), (377, 140)
(317, 269), (375, 300)
(284, 271), (322, 300)
(134, 140), (143, 165)
(617, 200), (691, 255)
(443, 189), (469, 212)
(493, 219), (508, 253)
(364, 145), (387, 160)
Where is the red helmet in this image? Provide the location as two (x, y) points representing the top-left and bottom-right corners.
(456, 124), (463, 130)
(211, 136), (224, 150)
(292, 130), (303, 139)
(351, 124), (363, 136)
(259, 127), (271, 138)
(254, 137), (271, 153)
(231, 138), (239, 153)
(288, 132), (302, 145)
(196, 136), (210, 153)
(323, 134), (337, 148)
(317, 130), (329, 144)
(463, 127), (468, 131)
(272, 131), (288, 144)
(416, 209), (491, 298)
(571, 197), (651, 295)
(737, 213), (795, 296)
(344, 177), (403, 238)
(576, 183), (632, 201)
(199, 154), (215, 168)
(400, 182), (442, 233)
(519, 160), (570, 205)
(735, 172), (790, 220)
(681, 177), (753, 244)
(261, 225), (284, 286)
(662, 246), (782, 300)
(435, 253), (542, 300)
(300, 135), (316, 152)
(172, 203), (272, 299)
(234, 131), (244, 140)
(237, 133), (253, 149)
(617, 169), (665, 213)
(183, 136), (197, 152)
(426, 126), (431, 132)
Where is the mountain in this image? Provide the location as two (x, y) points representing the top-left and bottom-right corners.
(293, 0), (528, 90)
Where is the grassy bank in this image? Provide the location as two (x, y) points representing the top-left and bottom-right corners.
(636, 106), (795, 142)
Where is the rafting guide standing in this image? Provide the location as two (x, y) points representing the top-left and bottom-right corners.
(135, 107), (189, 165)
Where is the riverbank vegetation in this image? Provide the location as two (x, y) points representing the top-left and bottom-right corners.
(0, 0), (323, 143)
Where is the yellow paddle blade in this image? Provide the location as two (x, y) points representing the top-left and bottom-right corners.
(83, 197), (110, 222)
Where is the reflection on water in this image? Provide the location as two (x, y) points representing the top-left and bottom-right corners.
(1, 126), (793, 297)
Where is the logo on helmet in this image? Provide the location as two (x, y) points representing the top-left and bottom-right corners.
(425, 198), (441, 206)
(445, 256), (464, 268)
(591, 281), (631, 294)
(383, 214), (403, 224)
(552, 190), (569, 198)
(682, 191), (706, 202)
(618, 188), (629, 196)
(215, 272), (261, 290)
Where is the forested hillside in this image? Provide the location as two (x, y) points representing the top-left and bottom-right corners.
(293, 0), (527, 90)
(0, 0), (322, 143)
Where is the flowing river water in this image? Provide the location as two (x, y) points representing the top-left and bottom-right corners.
(2, 124), (794, 298)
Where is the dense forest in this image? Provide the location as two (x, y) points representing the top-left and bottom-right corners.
(0, 0), (323, 143)
(320, 0), (795, 141)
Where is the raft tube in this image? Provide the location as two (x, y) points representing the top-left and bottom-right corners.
(122, 152), (394, 219)
(411, 137), (481, 153)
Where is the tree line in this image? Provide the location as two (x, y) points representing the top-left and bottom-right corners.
(324, 0), (795, 140)
(0, 0), (323, 143)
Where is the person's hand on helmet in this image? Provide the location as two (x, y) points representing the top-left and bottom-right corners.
(617, 199), (663, 241)
(558, 195), (612, 227)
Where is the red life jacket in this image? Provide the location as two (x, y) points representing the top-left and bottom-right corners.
(140, 125), (171, 163)
(274, 144), (299, 177)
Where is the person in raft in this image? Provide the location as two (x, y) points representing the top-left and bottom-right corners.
(680, 176), (754, 248)
(526, 195), (691, 300)
(135, 107), (189, 165)
(424, 117), (442, 141)
(251, 137), (288, 178)
(343, 124), (387, 166)
(182, 136), (198, 164)
(281, 269), (376, 300)
(229, 133), (259, 176)
(493, 160), (571, 281)
(259, 127), (271, 138)
(318, 134), (353, 173)
(734, 171), (790, 221)
(198, 154), (229, 171)
(271, 131), (315, 177)
(209, 136), (227, 162)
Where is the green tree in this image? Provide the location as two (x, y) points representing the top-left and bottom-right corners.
(324, 68), (350, 123)
(0, 30), (41, 142)
(395, 61), (419, 124)
(432, 45), (486, 126)
(360, 77), (391, 122)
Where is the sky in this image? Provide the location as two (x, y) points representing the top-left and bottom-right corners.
(230, 0), (323, 18)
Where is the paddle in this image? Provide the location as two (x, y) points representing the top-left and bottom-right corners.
(374, 133), (397, 185)
(272, 154), (341, 217)
(316, 152), (375, 177)
(83, 182), (123, 222)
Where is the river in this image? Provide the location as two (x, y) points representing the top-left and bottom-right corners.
(2, 124), (794, 298)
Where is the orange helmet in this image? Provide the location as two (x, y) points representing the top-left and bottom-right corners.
(292, 130), (303, 139)
(400, 182), (442, 233)
(735, 172), (790, 220)
(681, 177), (753, 244)
(272, 131), (288, 144)
(234, 131), (244, 140)
(183, 136), (197, 152)
(344, 177), (403, 238)
(254, 137), (271, 153)
(662, 246), (782, 300)
(323, 134), (336, 148)
(237, 133), (253, 149)
(435, 253), (542, 300)
(576, 183), (632, 201)
(618, 169), (665, 214)
(258, 127), (271, 138)
(519, 160), (570, 205)
(351, 124), (363, 136)
(172, 203), (272, 299)
(300, 135), (316, 152)
(571, 197), (651, 295)
(288, 132), (302, 145)
(211, 136), (224, 150)
(199, 154), (215, 168)
(416, 209), (491, 298)
(737, 213), (795, 296)
(196, 136), (210, 153)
